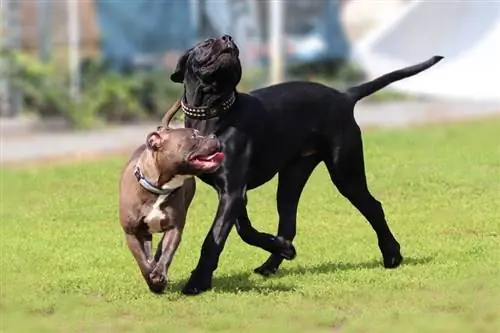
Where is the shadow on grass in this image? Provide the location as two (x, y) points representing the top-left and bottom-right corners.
(169, 256), (433, 295)
(169, 271), (296, 295)
(275, 255), (434, 277)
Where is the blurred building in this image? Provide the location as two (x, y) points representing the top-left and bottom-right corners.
(13, 0), (350, 70)
(2, 0), (352, 117)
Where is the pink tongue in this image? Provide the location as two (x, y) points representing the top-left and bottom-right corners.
(211, 152), (225, 163)
(199, 152), (224, 163)
(196, 152), (225, 163)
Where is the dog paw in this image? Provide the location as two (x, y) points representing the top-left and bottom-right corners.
(181, 271), (212, 296)
(254, 264), (278, 277)
(253, 255), (282, 277)
(275, 236), (296, 260)
(383, 252), (403, 269)
(380, 241), (403, 269)
(148, 270), (167, 294)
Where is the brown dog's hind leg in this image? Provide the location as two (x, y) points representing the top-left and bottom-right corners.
(324, 126), (402, 268)
(148, 226), (184, 294)
(254, 155), (320, 276)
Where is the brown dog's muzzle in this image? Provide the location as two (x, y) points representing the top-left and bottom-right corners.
(186, 134), (224, 173)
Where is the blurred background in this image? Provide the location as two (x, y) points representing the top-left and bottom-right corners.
(1, 0), (499, 163)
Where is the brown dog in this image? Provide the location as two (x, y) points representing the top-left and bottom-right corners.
(118, 125), (224, 293)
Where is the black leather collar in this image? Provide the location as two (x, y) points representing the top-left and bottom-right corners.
(180, 93), (236, 120)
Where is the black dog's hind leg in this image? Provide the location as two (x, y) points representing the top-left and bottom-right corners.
(254, 155), (321, 276)
(235, 201), (297, 261)
(324, 125), (403, 268)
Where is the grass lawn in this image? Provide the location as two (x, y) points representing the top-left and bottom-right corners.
(1, 118), (499, 333)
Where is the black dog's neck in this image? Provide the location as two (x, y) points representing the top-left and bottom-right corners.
(181, 83), (236, 120)
(183, 84), (232, 108)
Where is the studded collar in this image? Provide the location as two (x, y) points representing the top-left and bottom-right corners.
(180, 92), (236, 120)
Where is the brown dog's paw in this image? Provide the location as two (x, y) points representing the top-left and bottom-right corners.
(148, 270), (167, 294)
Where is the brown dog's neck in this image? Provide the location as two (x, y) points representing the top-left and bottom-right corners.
(136, 150), (174, 191)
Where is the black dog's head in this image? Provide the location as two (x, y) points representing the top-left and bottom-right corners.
(170, 35), (242, 100)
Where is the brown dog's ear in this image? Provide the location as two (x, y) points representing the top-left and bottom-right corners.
(146, 132), (163, 151)
(170, 48), (192, 83)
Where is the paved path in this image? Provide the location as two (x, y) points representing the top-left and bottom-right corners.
(1, 100), (499, 165)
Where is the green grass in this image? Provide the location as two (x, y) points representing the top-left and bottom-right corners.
(1, 118), (500, 333)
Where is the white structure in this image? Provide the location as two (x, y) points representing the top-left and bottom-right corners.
(353, 1), (500, 103)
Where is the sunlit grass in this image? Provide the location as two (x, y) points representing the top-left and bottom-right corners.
(1, 117), (499, 333)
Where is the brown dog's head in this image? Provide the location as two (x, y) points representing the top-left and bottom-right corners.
(170, 35), (241, 100)
(146, 126), (224, 175)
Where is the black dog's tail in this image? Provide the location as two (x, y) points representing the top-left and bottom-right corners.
(346, 56), (444, 102)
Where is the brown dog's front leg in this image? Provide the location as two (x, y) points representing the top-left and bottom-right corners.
(149, 226), (183, 294)
(124, 233), (153, 288)
(144, 234), (153, 263)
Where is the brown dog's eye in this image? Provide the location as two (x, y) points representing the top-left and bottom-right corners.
(191, 129), (201, 139)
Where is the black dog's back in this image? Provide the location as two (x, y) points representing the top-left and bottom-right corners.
(242, 56), (444, 188)
(250, 80), (353, 138)
(251, 55), (444, 111)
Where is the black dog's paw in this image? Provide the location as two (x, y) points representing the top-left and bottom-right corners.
(181, 271), (212, 296)
(254, 262), (278, 277)
(275, 236), (296, 260)
(383, 252), (403, 269)
(380, 241), (403, 269)
(254, 254), (283, 277)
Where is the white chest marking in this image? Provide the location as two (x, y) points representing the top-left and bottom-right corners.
(144, 175), (192, 233)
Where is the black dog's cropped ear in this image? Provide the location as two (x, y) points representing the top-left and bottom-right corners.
(170, 48), (192, 83)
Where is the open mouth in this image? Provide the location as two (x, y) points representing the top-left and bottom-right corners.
(189, 151), (225, 172)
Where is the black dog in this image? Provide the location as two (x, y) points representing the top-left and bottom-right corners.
(168, 34), (443, 295)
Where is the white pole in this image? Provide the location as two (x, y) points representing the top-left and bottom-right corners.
(0, 3), (9, 116)
(269, 0), (285, 85)
(67, 0), (80, 102)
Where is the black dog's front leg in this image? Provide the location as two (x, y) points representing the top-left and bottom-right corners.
(182, 135), (296, 295)
(182, 190), (242, 295)
(182, 191), (296, 295)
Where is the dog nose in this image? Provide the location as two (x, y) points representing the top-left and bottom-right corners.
(222, 35), (232, 42)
